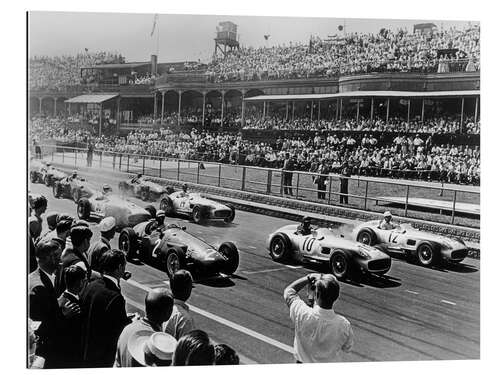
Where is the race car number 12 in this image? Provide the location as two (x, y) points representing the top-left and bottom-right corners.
(302, 238), (316, 252)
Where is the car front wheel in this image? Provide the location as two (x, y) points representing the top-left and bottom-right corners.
(330, 251), (352, 280)
(165, 248), (186, 279)
(416, 243), (440, 267)
(218, 242), (239, 275)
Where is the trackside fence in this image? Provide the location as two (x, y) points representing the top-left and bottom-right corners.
(37, 144), (480, 228)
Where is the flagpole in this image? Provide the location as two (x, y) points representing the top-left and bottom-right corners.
(156, 15), (160, 59)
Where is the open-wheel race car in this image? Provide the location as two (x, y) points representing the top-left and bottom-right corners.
(53, 176), (96, 202)
(76, 190), (152, 229)
(159, 191), (235, 224)
(118, 221), (239, 279)
(352, 220), (469, 267)
(267, 224), (391, 280)
(41, 164), (67, 187)
(29, 159), (48, 184)
(118, 176), (174, 201)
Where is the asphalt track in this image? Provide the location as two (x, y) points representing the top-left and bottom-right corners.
(29, 170), (480, 364)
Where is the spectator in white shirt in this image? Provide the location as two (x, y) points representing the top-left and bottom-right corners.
(163, 270), (195, 340)
(284, 273), (353, 363)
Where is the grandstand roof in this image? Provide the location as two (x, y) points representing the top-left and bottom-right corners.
(244, 90), (480, 102)
(83, 62), (150, 70)
(65, 94), (119, 104)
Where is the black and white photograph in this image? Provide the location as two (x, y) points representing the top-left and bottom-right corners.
(15, 1), (496, 372)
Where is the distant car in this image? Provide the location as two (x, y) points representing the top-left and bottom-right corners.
(118, 176), (174, 201)
(29, 159), (48, 184)
(53, 176), (96, 202)
(42, 165), (67, 187)
(352, 220), (468, 267)
(159, 191), (235, 224)
(76, 192), (152, 229)
(118, 222), (239, 279)
(267, 224), (391, 280)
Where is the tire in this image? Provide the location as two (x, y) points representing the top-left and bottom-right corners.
(191, 205), (203, 224)
(77, 198), (91, 220)
(160, 196), (175, 216)
(72, 189), (80, 203)
(223, 205), (236, 223)
(30, 171), (37, 184)
(164, 247), (186, 279)
(118, 228), (138, 261)
(218, 242), (239, 275)
(269, 234), (292, 261)
(357, 228), (376, 246)
(52, 183), (61, 198)
(44, 174), (51, 187)
(330, 250), (354, 280)
(141, 188), (150, 201)
(416, 242), (441, 267)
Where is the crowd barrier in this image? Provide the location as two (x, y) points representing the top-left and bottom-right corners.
(39, 144), (479, 228)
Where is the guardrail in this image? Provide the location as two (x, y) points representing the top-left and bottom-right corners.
(38, 144), (479, 228)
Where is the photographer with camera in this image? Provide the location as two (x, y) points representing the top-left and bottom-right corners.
(284, 273), (353, 363)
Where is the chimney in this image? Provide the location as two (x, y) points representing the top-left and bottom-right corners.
(151, 54), (158, 75)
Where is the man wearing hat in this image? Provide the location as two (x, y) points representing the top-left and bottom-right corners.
(88, 217), (116, 273)
(29, 195), (48, 240)
(126, 331), (177, 367)
(115, 288), (174, 367)
(296, 217), (313, 236)
(38, 214), (74, 249)
(379, 211), (396, 230)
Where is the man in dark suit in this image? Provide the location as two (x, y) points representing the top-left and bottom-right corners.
(28, 240), (64, 368)
(282, 153), (294, 196)
(57, 265), (87, 368)
(315, 160), (329, 200)
(339, 160), (351, 204)
(80, 249), (132, 368)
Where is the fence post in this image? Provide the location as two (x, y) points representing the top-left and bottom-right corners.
(451, 190), (457, 224)
(159, 158), (162, 178)
(295, 172), (300, 199)
(127, 155), (130, 172)
(51, 150), (54, 162)
(267, 169), (272, 194)
(404, 185), (410, 217)
(218, 164), (222, 187)
(119, 154), (122, 171)
(241, 167), (246, 191)
(75, 148), (77, 166)
(196, 163), (200, 184)
(280, 172), (284, 196)
(62, 148), (64, 163)
(364, 180), (369, 210)
(142, 156), (145, 175)
(328, 176), (332, 204)
(99, 152), (103, 168)
(112, 154), (115, 170)
(177, 160), (180, 181)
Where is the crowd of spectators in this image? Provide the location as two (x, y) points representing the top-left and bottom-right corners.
(30, 51), (125, 90)
(206, 25), (479, 82)
(28, 197), (241, 368)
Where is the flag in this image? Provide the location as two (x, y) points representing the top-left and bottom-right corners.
(264, 34), (270, 41)
(151, 14), (159, 37)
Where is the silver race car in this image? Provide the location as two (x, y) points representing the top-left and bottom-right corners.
(160, 191), (235, 224)
(267, 224), (391, 280)
(353, 220), (468, 267)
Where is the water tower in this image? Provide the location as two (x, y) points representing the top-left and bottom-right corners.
(214, 21), (240, 59)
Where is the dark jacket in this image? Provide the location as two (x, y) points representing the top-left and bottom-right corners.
(80, 276), (130, 368)
(56, 291), (84, 368)
(87, 238), (111, 273)
(28, 268), (64, 368)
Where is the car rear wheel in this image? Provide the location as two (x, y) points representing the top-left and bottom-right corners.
(330, 251), (353, 280)
(269, 234), (292, 261)
(218, 242), (239, 275)
(416, 242), (440, 267)
(119, 228), (138, 261)
(52, 183), (61, 198)
(357, 229), (376, 246)
(192, 206), (203, 224)
(77, 198), (91, 220)
(160, 196), (175, 216)
(223, 205), (236, 223)
(165, 248), (186, 279)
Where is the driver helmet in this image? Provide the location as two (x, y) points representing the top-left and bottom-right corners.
(302, 216), (312, 226)
(383, 211), (392, 219)
(102, 184), (112, 194)
(182, 183), (188, 192)
(72, 170), (78, 178)
(136, 173), (143, 179)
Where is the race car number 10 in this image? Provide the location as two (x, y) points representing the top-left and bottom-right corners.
(302, 238), (316, 252)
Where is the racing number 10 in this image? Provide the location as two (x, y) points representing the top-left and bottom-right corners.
(302, 238), (316, 252)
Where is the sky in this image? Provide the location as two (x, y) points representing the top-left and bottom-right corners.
(28, 11), (478, 63)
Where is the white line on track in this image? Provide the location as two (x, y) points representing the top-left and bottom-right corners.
(248, 246), (257, 249)
(440, 300), (457, 306)
(242, 267), (295, 275)
(125, 278), (294, 354)
(285, 265), (303, 269)
(405, 290), (420, 295)
(123, 295), (257, 364)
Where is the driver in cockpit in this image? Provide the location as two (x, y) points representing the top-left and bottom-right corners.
(178, 183), (189, 198)
(131, 173), (143, 184)
(297, 216), (313, 236)
(379, 211), (396, 230)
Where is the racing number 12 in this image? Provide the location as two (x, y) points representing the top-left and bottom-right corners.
(388, 233), (399, 244)
(302, 238), (316, 252)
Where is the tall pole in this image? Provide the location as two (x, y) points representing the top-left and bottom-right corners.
(356, 100), (360, 125)
(370, 98), (374, 122)
(177, 90), (182, 125)
(153, 92), (157, 122)
(285, 101), (289, 121)
(292, 101), (295, 121)
(407, 99), (411, 126)
(161, 91), (165, 122)
(474, 96), (479, 123)
(116, 97), (121, 135)
(335, 98), (339, 121)
(460, 97), (465, 134)
(339, 98), (343, 121)
(53, 97), (57, 117)
(240, 90), (246, 127)
(99, 104), (102, 138)
(386, 98), (390, 122)
(262, 101), (266, 119)
(202, 92), (206, 127)
(421, 99), (425, 122)
(39, 97), (43, 114)
(310, 100), (313, 121)
(318, 100), (321, 121)
(220, 91), (225, 126)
